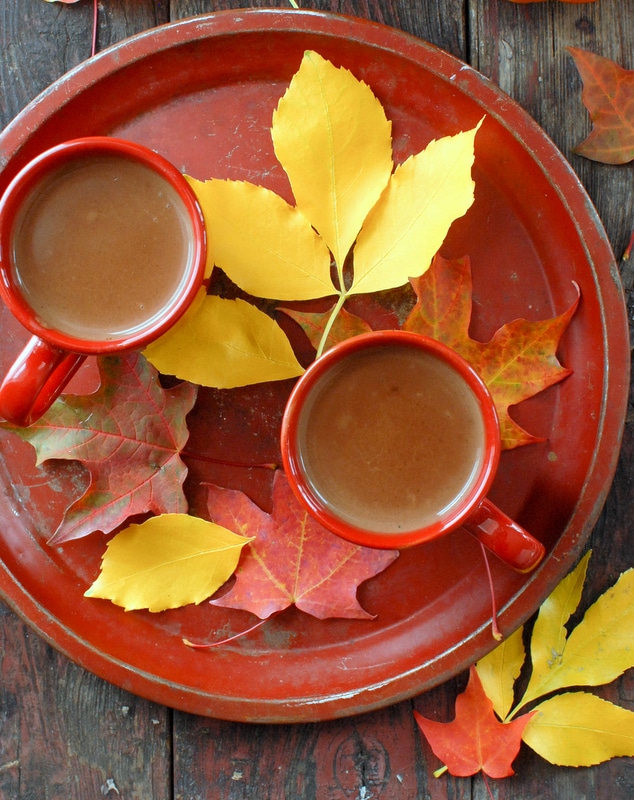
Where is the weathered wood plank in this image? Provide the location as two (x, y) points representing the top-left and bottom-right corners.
(0, 3), (174, 799)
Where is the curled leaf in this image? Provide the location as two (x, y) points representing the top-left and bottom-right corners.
(143, 290), (304, 388)
(85, 514), (253, 612)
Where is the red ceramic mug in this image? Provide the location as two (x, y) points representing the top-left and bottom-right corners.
(281, 330), (545, 573)
(0, 137), (206, 426)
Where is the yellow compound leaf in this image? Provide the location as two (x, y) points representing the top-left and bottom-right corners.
(476, 625), (526, 720)
(351, 122), (481, 294)
(187, 177), (333, 300)
(143, 289), (304, 388)
(272, 50), (393, 267)
(522, 692), (634, 766)
(85, 514), (253, 612)
(519, 565), (634, 708)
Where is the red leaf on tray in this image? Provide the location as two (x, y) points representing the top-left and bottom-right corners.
(4, 353), (197, 543)
(567, 47), (634, 164)
(414, 666), (535, 778)
(403, 254), (578, 449)
(206, 470), (399, 620)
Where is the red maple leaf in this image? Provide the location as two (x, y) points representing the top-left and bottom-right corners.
(414, 666), (535, 778)
(568, 47), (634, 164)
(4, 353), (197, 543)
(206, 470), (399, 620)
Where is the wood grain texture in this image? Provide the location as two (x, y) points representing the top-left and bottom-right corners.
(0, 1), (632, 798)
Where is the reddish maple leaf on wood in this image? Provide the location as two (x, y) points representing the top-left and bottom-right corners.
(206, 470), (399, 620)
(568, 47), (634, 164)
(3, 354), (197, 543)
(414, 666), (535, 778)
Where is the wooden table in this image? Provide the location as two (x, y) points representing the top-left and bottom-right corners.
(0, 1), (632, 798)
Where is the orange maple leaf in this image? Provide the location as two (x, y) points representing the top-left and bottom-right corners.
(285, 254), (578, 450)
(568, 47), (634, 164)
(414, 666), (535, 778)
(403, 254), (579, 449)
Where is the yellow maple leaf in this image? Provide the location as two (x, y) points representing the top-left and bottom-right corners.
(85, 514), (253, 612)
(143, 289), (304, 388)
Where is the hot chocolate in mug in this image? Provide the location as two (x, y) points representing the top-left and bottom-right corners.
(281, 330), (545, 572)
(0, 137), (206, 426)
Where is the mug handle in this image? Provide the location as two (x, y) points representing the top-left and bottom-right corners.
(462, 498), (546, 573)
(0, 335), (85, 426)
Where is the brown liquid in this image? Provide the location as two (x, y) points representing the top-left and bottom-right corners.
(298, 346), (485, 533)
(12, 156), (193, 341)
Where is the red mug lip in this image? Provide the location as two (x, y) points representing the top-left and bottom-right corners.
(0, 136), (207, 355)
(281, 330), (501, 549)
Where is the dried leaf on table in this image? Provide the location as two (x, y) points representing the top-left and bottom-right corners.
(350, 123), (481, 295)
(143, 289), (304, 388)
(207, 471), (399, 620)
(2, 353), (197, 543)
(414, 666), (535, 778)
(403, 254), (579, 449)
(472, 553), (634, 768)
(568, 47), (634, 164)
(85, 514), (253, 612)
(271, 49), (394, 268)
(186, 177), (333, 300)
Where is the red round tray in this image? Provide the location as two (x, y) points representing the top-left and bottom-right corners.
(0, 9), (629, 722)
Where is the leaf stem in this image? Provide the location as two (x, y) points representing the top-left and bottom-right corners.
(316, 290), (348, 358)
(183, 616), (269, 649)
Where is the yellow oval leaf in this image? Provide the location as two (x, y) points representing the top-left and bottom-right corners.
(351, 122), (481, 294)
(476, 625), (526, 720)
(85, 514), (253, 612)
(143, 290), (304, 388)
(272, 50), (393, 267)
(523, 692), (634, 766)
(187, 177), (333, 300)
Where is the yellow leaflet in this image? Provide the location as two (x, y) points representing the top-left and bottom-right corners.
(143, 290), (304, 388)
(476, 625), (525, 720)
(523, 552), (590, 705)
(187, 177), (333, 300)
(519, 566), (634, 708)
(522, 692), (634, 766)
(85, 514), (253, 612)
(351, 122), (481, 295)
(272, 50), (393, 267)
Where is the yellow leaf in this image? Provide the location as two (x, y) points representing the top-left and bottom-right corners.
(522, 692), (634, 766)
(85, 514), (253, 612)
(476, 625), (526, 720)
(187, 177), (333, 300)
(520, 566), (634, 707)
(143, 290), (304, 388)
(271, 50), (393, 267)
(520, 552), (590, 707)
(351, 122), (481, 295)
